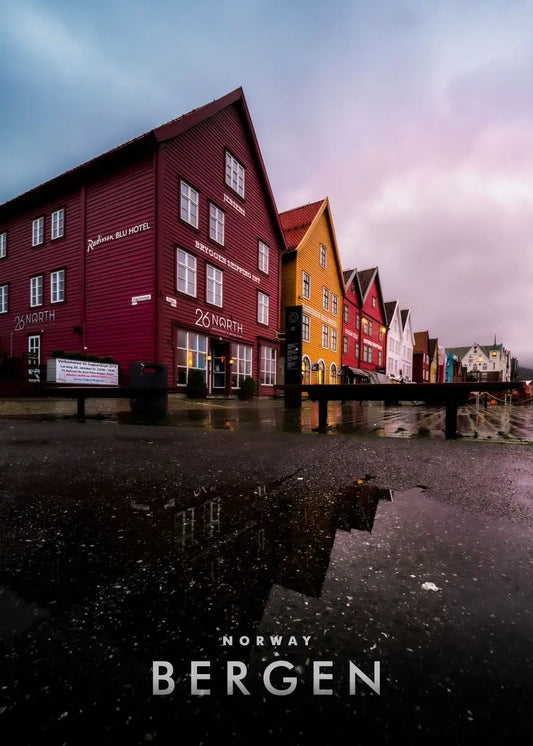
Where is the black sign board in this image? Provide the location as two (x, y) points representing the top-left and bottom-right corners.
(284, 305), (302, 407)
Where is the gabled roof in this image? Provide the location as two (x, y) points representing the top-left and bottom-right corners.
(384, 301), (399, 326)
(428, 338), (439, 359)
(413, 331), (429, 354)
(279, 197), (345, 291)
(279, 199), (324, 250)
(1, 88), (287, 248)
(400, 309), (411, 330)
(356, 266), (388, 324)
(342, 268), (363, 303)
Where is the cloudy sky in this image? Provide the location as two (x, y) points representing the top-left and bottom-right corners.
(1, 0), (532, 366)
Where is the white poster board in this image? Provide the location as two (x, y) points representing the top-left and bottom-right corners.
(47, 358), (119, 385)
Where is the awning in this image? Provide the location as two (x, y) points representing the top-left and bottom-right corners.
(342, 366), (370, 378)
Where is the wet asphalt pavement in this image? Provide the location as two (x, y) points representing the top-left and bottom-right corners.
(0, 416), (532, 745)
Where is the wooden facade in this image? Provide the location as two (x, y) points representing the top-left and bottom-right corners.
(0, 89), (285, 395)
(279, 198), (344, 384)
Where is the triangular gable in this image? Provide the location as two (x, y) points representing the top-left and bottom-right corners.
(342, 268), (363, 304)
(357, 267), (388, 323)
(280, 197), (345, 292)
(413, 331), (429, 354)
(384, 301), (399, 327)
(1, 88), (287, 249)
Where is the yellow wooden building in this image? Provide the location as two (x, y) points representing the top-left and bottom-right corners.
(279, 198), (345, 384)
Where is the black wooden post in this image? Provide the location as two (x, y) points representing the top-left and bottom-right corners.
(445, 399), (458, 439)
(318, 398), (328, 433)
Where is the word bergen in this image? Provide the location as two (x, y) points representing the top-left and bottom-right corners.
(153, 660), (381, 696)
(87, 222), (151, 252)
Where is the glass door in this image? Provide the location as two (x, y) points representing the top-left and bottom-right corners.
(28, 335), (41, 383)
(212, 342), (227, 391)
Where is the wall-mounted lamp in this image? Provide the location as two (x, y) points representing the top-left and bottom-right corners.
(229, 358), (234, 365)
(207, 355), (212, 361)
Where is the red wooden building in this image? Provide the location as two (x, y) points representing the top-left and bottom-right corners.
(341, 267), (387, 380)
(0, 88), (285, 395)
(413, 331), (431, 382)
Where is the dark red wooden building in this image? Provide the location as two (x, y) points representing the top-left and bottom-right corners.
(0, 88), (285, 395)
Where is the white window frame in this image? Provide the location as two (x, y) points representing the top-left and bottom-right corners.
(180, 181), (199, 228)
(260, 346), (277, 386)
(176, 329), (207, 386)
(331, 328), (337, 352)
(209, 203), (224, 245)
(0, 284), (8, 314)
(332, 294), (338, 316)
(322, 287), (329, 312)
(343, 336), (348, 355)
(302, 272), (311, 300)
(0, 231), (6, 258)
(302, 313), (310, 342)
(177, 248), (197, 297)
(32, 217), (44, 247)
(225, 151), (245, 198)
(206, 264), (223, 307)
(30, 275), (43, 308)
(322, 324), (329, 349)
(343, 305), (349, 324)
(50, 269), (65, 303)
(231, 343), (252, 388)
(51, 208), (64, 240)
(257, 291), (269, 325)
(319, 244), (327, 268)
(363, 344), (373, 363)
(258, 240), (269, 274)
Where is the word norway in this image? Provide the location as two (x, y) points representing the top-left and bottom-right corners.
(222, 635), (311, 647)
(153, 660), (381, 696)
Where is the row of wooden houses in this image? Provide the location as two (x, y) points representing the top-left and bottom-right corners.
(0, 88), (516, 392)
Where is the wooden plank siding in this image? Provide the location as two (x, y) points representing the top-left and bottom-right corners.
(280, 199), (344, 385)
(158, 102), (282, 394)
(0, 189), (84, 363)
(84, 156), (156, 374)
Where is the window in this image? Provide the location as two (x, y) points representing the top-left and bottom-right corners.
(225, 151), (245, 198)
(332, 294), (338, 316)
(50, 269), (65, 303)
(362, 317), (368, 334)
(302, 313), (310, 342)
(0, 284), (8, 314)
(322, 287), (329, 312)
(331, 328), (337, 352)
(372, 296), (376, 308)
(30, 275), (43, 307)
(322, 324), (328, 349)
(206, 264), (223, 307)
(363, 344), (373, 363)
(51, 208), (65, 240)
(257, 291), (269, 325)
(330, 363), (337, 383)
(302, 272), (310, 299)
(209, 203), (224, 245)
(302, 356), (311, 385)
(343, 336), (348, 355)
(180, 181), (199, 228)
(258, 240), (269, 274)
(356, 312), (360, 329)
(379, 327), (384, 342)
(355, 341), (360, 359)
(176, 329), (207, 385)
(32, 217), (44, 246)
(319, 244), (327, 268)
(0, 231), (6, 258)
(231, 343), (252, 388)
(343, 305), (349, 324)
(378, 350), (383, 366)
(177, 248), (197, 296)
(260, 346), (277, 386)
(368, 320), (374, 337)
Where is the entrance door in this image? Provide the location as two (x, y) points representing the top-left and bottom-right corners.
(28, 335), (41, 383)
(212, 342), (227, 391)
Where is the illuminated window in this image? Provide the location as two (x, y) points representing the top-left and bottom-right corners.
(176, 329), (207, 385)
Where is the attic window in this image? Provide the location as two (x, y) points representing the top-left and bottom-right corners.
(225, 151), (245, 198)
(372, 296), (376, 308)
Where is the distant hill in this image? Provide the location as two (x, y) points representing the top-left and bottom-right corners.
(518, 366), (533, 381)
